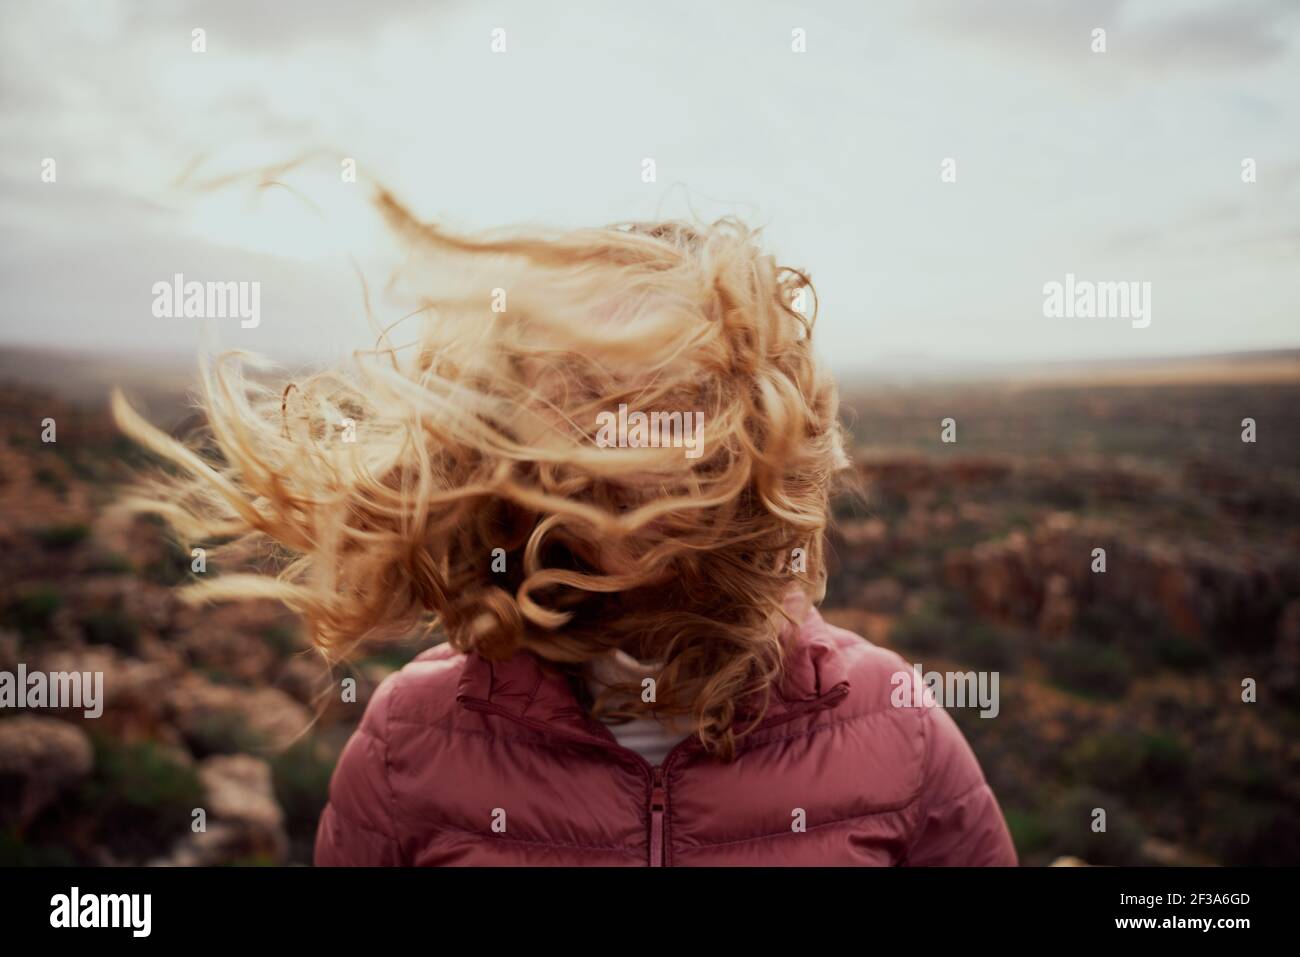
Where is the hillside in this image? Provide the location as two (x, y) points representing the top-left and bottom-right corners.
(1, 347), (1297, 865)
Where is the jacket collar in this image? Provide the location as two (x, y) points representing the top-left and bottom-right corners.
(455, 593), (850, 752)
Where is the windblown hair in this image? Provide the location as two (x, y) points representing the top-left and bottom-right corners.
(113, 193), (851, 759)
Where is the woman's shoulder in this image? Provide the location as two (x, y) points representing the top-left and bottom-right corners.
(807, 611), (929, 720)
(361, 620), (935, 742)
(359, 642), (468, 732)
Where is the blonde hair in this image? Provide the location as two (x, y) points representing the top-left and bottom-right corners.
(113, 193), (851, 758)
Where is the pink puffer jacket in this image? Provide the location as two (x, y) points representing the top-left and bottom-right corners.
(315, 606), (1017, 866)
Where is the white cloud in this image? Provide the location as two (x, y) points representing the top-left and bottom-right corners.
(0, 0), (1296, 372)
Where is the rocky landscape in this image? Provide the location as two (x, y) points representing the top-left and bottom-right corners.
(1, 351), (1298, 865)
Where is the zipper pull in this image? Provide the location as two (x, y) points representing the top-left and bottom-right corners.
(649, 766), (665, 867)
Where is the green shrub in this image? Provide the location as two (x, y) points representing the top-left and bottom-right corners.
(80, 609), (139, 653)
(1208, 758), (1282, 799)
(87, 551), (133, 574)
(271, 739), (337, 837)
(33, 523), (90, 550)
(1043, 639), (1132, 699)
(889, 600), (959, 658)
(183, 712), (266, 758)
(1003, 808), (1051, 858)
(889, 593), (1020, 672)
(879, 557), (933, 590)
(85, 738), (202, 813)
(1036, 481), (1088, 510)
(955, 622), (1021, 672)
(1207, 797), (1300, 866)
(1077, 599), (1209, 673)
(2, 586), (62, 640)
(142, 532), (192, 586)
(79, 737), (204, 860)
(1067, 733), (1146, 791)
(1140, 733), (1191, 788)
(1151, 634), (1212, 671)
(0, 828), (76, 867)
(194, 666), (242, 686)
(34, 466), (67, 496)
(1042, 788), (1146, 866)
(260, 624), (301, 659)
(1051, 736), (1192, 857)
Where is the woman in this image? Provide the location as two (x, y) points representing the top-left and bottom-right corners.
(116, 200), (1016, 866)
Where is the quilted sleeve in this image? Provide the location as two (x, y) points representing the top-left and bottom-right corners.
(314, 673), (404, 866)
(901, 703), (1018, 867)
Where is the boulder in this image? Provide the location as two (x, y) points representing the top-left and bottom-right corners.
(150, 754), (288, 866)
(168, 675), (312, 752)
(0, 715), (94, 828)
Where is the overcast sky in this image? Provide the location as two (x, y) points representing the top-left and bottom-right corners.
(1, 0), (1297, 376)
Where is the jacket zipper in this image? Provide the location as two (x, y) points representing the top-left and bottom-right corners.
(462, 698), (678, 865)
(642, 735), (697, 868)
(462, 683), (848, 868)
(649, 765), (665, 867)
